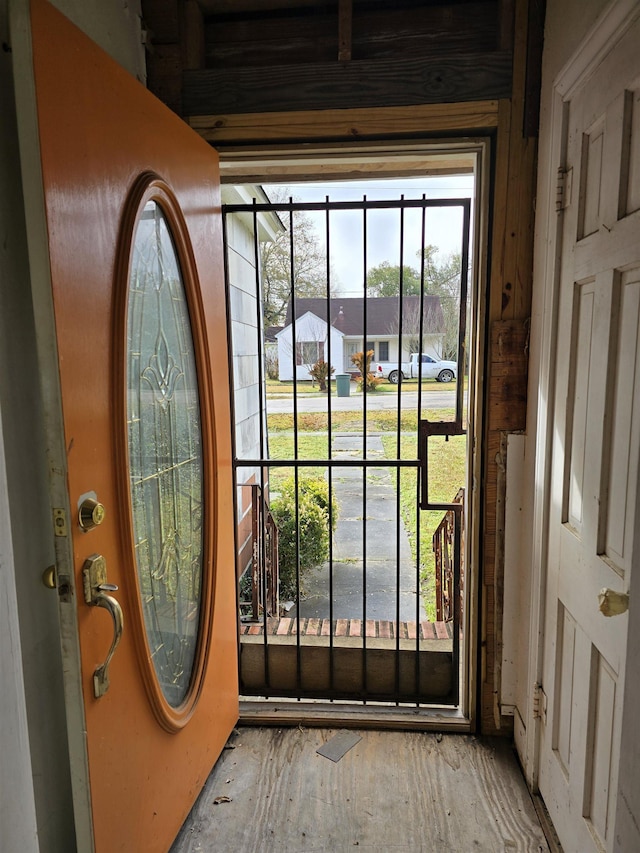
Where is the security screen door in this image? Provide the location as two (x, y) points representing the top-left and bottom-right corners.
(225, 193), (472, 712)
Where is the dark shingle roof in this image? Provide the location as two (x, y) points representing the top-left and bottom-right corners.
(264, 325), (283, 342)
(284, 296), (444, 335)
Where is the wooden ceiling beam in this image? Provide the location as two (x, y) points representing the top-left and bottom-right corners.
(198, 0), (336, 12)
(188, 100), (500, 145)
(338, 0), (352, 62)
(183, 51), (512, 116)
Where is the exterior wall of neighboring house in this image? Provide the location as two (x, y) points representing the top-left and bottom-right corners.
(263, 327), (281, 380)
(276, 311), (345, 381)
(223, 185), (283, 577)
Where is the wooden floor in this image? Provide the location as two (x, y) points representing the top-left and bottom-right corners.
(171, 727), (550, 852)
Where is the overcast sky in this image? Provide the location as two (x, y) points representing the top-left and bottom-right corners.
(263, 175), (474, 296)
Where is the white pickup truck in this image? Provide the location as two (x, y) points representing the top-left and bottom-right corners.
(376, 353), (457, 384)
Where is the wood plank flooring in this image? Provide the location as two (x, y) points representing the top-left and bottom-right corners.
(171, 727), (550, 852)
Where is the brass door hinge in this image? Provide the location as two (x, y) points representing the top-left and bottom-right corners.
(556, 167), (573, 211)
(533, 682), (547, 723)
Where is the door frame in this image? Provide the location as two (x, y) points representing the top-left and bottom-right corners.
(10, 2), (93, 847)
(522, 0), (640, 791)
(220, 138), (491, 729)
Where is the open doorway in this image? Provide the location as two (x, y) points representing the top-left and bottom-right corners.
(222, 144), (487, 726)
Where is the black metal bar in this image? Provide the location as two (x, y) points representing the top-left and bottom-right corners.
(224, 197), (472, 214)
(288, 202), (303, 697)
(456, 201), (471, 424)
(415, 199), (427, 704)
(362, 197), (368, 701)
(237, 457), (420, 468)
(249, 202), (271, 691)
(325, 199), (335, 696)
(452, 505), (462, 706)
(395, 200), (405, 702)
(419, 419), (467, 510)
(251, 201), (267, 488)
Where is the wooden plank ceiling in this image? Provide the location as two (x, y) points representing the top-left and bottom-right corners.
(142, 0), (515, 122)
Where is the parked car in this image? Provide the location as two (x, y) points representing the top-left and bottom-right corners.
(376, 353), (457, 384)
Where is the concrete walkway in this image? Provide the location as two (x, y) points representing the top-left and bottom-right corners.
(293, 433), (427, 622)
(267, 386), (462, 413)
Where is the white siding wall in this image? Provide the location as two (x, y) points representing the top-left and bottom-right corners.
(225, 210), (264, 467)
(224, 204), (269, 579)
(277, 313), (344, 381)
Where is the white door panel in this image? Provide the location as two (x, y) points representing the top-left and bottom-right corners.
(539, 9), (640, 852)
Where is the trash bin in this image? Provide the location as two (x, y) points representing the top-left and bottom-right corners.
(335, 374), (351, 397)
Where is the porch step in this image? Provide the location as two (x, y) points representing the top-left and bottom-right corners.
(240, 617), (452, 640)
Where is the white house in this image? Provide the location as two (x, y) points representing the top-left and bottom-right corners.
(280, 295), (446, 376)
(276, 309), (344, 381)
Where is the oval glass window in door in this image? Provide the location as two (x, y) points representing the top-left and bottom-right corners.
(126, 199), (204, 709)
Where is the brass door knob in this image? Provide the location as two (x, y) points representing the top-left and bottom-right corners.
(42, 565), (57, 589)
(598, 588), (629, 617)
(79, 498), (106, 531)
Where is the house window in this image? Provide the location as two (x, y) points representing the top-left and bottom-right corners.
(365, 340), (376, 357)
(378, 341), (389, 361)
(296, 341), (325, 365)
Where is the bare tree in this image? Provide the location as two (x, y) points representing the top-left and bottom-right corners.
(386, 298), (444, 356)
(421, 247), (463, 361)
(367, 248), (463, 361)
(261, 187), (335, 326)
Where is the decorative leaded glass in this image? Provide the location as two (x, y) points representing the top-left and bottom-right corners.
(126, 200), (203, 708)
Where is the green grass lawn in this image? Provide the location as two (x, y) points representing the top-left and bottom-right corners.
(381, 433), (466, 620)
(266, 411), (466, 620)
(267, 407), (456, 435)
(266, 377), (464, 395)
(267, 433), (329, 492)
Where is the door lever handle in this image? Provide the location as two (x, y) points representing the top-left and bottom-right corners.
(82, 554), (124, 698)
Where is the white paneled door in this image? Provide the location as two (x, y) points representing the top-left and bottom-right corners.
(538, 7), (640, 852)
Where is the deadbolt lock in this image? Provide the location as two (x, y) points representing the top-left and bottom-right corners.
(79, 497), (105, 531)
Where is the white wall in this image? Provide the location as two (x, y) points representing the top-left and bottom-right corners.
(50, 0), (145, 82)
(225, 201), (264, 467)
(0, 407), (39, 853)
(278, 313), (344, 381)
(223, 191), (271, 582)
(501, 433), (526, 727)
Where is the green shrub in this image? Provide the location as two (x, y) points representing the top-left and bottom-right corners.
(270, 476), (337, 600)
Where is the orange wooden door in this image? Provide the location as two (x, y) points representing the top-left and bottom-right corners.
(19, 2), (239, 850)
